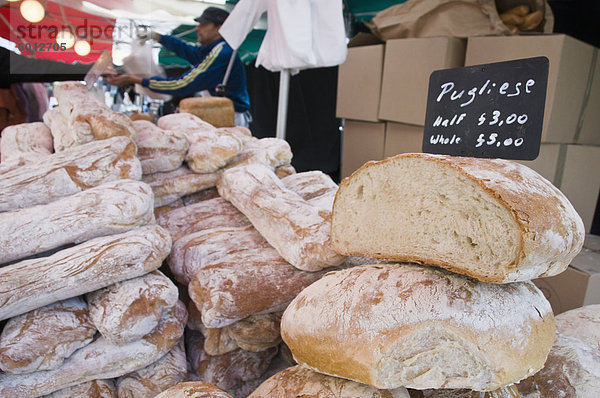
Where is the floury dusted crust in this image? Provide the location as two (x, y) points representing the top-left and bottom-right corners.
(281, 263), (556, 391)
(331, 153), (584, 283)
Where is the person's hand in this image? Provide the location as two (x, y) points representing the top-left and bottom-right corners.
(137, 31), (160, 44)
(104, 74), (142, 87)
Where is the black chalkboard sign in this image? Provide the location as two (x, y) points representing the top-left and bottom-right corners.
(422, 57), (549, 160)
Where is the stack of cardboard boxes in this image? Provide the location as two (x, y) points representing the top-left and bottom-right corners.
(337, 33), (600, 234)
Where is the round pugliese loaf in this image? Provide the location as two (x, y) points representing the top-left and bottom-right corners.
(248, 365), (410, 398)
(281, 263), (556, 391)
(331, 153), (585, 283)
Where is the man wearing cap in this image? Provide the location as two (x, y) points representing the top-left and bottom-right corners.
(105, 7), (251, 127)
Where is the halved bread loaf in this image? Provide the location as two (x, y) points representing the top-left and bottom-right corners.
(331, 153), (585, 283)
(281, 263), (556, 391)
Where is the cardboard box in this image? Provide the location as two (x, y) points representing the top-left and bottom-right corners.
(341, 120), (385, 179)
(465, 34), (596, 143)
(577, 51), (600, 145)
(379, 37), (466, 125)
(558, 145), (600, 233)
(384, 122), (424, 158)
(336, 45), (385, 122)
(516, 143), (563, 186)
(533, 245), (600, 315)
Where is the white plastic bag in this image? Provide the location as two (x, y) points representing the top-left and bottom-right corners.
(122, 38), (171, 101)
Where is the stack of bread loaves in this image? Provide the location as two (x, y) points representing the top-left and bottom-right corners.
(0, 136), (187, 397)
(279, 153), (586, 396)
(156, 165), (353, 397)
(142, 112), (294, 207)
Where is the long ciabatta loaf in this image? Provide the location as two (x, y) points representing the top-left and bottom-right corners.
(188, 245), (329, 328)
(132, 120), (189, 174)
(281, 263), (556, 391)
(116, 339), (187, 398)
(554, 304), (600, 352)
(0, 301), (186, 397)
(42, 107), (82, 152)
(516, 332), (600, 397)
(0, 122), (53, 168)
(142, 166), (219, 207)
(0, 224), (171, 321)
(281, 170), (339, 211)
(186, 330), (278, 393)
(331, 153), (585, 283)
(168, 225), (269, 285)
(217, 164), (346, 271)
(188, 302), (282, 355)
(247, 365), (411, 398)
(0, 297), (96, 374)
(0, 179), (155, 265)
(45, 379), (117, 398)
(153, 381), (232, 398)
(86, 271), (179, 345)
(224, 137), (292, 171)
(0, 136), (141, 213)
(157, 197), (250, 242)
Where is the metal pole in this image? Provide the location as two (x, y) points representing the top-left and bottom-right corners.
(276, 69), (290, 140)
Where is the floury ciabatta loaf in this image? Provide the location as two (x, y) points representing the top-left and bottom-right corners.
(247, 365), (410, 398)
(516, 332), (600, 397)
(0, 136), (141, 212)
(0, 179), (154, 265)
(554, 304), (600, 352)
(51, 81), (137, 147)
(331, 153), (585, 283)
(45, 379), (117, 398)
(132, 120), (189, 174)
(0, 297), (96, 374)
(0, 224), (171, 321)
(217, 164), (346, 271)
(153, 381), (232, 398)
(281, 263), (556, 391)
(0, 301), (186, 397)
(142, 166), (218, 207)
(115, 340), (187, 397)
(156, 113), (242, 173)
(0, 122), (53, 168)
(86, 271), (179, 345)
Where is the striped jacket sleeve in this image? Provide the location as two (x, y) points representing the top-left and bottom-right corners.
(141, 42), (226, 96)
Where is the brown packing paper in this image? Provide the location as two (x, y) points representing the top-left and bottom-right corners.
(365, 0), (553, 41)
(365, 0), (511, 40)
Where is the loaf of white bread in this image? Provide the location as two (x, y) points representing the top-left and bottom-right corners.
(50, 81), (137, 148)
(0, 224), (171, 321)
(86, 270), (179, 345)
(224, 137), (293, 171)
(115, 339), (187, 397)
(217, 164), (346, 271)
(142, 166), (218, 207)
(185, 330), (278, 393)
(45, 379), (117, 398)
(0, 301), (186, 397)
(0, 179), (155, 265)
(132, 119), (189, 175)
(153, 381), (232, 398)
(156, 113), (242, 173)
(42, 107), (86, 152)
(0, 297), (96, 374)
(248, 365), (410, 398)
(331, 153), (585, 283)
(187, 302), (282, 356)
(281, 263), (555, 391)
(517, 332), (600, 397)
(0, 122), (53, 168)
(554, 304), (600, 352)
(0, 136), (141, 212)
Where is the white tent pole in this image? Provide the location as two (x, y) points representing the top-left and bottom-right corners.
(276, 69), (290, 140)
